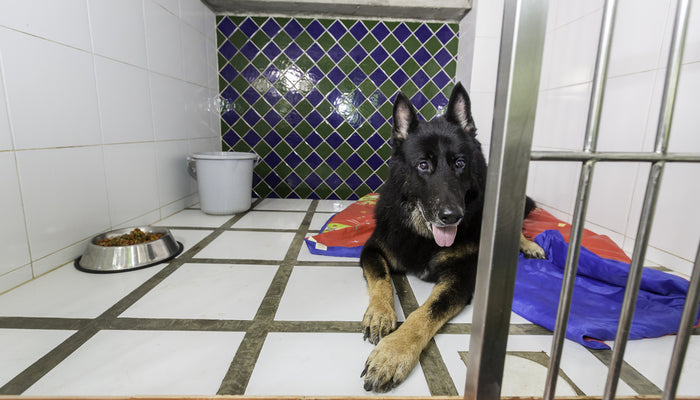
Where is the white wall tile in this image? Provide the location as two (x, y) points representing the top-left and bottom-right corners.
(0, 152), (30, 276)
(16, 147), (110, 260)
(153, 0), (180, 17)
(0, 265), (32, 294)
(181, 23), (209, 87)
(103, 143), (160, 226)
(94, 56), (154, 144)
(550, 0), (603, 29)
(468, 91), (495, 154)
(144, 0), (184, 79)
(667, 62), (700, 153)
(155, 140), (193, 206)
(647, 163), (700, 262)
(597, 71), (656, 152)
(607, 0), (671, 77)
(474, 0), (503, 38)
(183, 83), (214, 138)
(30, 240), (88, 278)
(681, 0), (700, 64)
(586, 162), (640, 234)
(179, 0), (209, 36)
(0, 29), (101, 149)
(150, 72), (188, 140)
(0, 0), (91, 51)
(0, 56), (12, 151)
(205, 35), (219, 91)
(88, 0), (148, 68)
(532, 83), (590, 151)
(528, 161), (580, 215)
(188, 137), (220, 155)
(547, 11), (601, 88)
(469, 37), (500, 93)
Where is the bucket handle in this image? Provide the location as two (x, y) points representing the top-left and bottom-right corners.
(186, 156), (197, 180)
(187, 154), (261, 180)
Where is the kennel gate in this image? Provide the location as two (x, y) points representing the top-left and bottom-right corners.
(463, 0), (700, 399)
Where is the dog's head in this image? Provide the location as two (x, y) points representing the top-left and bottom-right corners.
(389, 82), (487, 247)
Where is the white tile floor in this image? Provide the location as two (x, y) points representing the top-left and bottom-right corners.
(0, 198), (697, 398)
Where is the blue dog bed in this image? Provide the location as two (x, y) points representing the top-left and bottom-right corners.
(513, 230), (699, 349)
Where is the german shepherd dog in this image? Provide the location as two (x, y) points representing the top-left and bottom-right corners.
(360, 82), (545, 392)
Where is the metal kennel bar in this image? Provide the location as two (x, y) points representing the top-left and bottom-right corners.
(465, 0), (699, 399)
(604, 0), (692, 398)
(543, 0), (618, 398)
(464, 0), (548, 398)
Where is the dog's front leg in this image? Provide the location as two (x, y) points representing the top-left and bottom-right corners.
(361, 277), (468, 392)
(360, 243), (397, 345)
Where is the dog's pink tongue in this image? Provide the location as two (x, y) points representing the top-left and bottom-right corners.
(432, 225), (458, 247)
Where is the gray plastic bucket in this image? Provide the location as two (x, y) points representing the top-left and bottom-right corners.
(187, 152), (258, 215)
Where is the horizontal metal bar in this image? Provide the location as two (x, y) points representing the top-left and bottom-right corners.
(530, 151), (700, 163)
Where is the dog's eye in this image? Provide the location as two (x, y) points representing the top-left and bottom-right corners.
(417, 161), (430, 171)
(455, 159), (466, 169)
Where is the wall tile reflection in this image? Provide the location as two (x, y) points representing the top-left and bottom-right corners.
(217, 16), (459, 199)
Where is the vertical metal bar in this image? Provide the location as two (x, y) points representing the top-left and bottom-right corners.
(603, 0), (691, 398)
(464, 0), (548, 399)
(662, 243), (700, 400)
(543, 1), (618, 398)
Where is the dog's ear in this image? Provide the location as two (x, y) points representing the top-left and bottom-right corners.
(392, 92), (418, 141)
(446, 82), (476, 133)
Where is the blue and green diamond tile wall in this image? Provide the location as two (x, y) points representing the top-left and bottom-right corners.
(217, 15), (459, 199)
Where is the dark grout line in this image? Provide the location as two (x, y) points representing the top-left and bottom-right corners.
(0, 317), (91, 331)
(188, 258), (287, 265)
(188, 258), (361, 267)
(162, 226), (301, 233)
(216, 200), (319, 396)
(104, 318), (253, 332)
(269, 320), (364, 333)
(390, 274), (459, 396)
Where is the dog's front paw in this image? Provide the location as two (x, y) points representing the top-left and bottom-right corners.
(361, 334), (420, 392)
(521, 240), (546, 259)
(362, 302), (397, 345)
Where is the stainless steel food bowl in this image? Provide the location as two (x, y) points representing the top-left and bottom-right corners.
(75, 226), (183, 273)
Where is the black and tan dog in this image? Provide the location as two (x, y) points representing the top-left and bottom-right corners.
(360, 82), (545, 392)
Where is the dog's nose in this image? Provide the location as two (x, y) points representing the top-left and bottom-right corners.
(438, 208), (463, 225)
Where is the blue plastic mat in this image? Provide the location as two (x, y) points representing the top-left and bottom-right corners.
(513, 230), (700, 349)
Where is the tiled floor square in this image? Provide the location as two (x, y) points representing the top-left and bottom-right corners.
(622, 335), (700, 396)
(315, 199), (355, 213)
(232, 211), (306, 230)
(245, 332), (430, 396)
(254, 198), (312, 211)
(275, 266), (404, 321)
(0, 329), (75, 387)
(169, 228), (212, 254)
(121, 263), (278, 320)
(154, 209), (233, 228)
(308, 212), (334, 231)
(195, 231), (296, 260)
(0, 264), (164, 318)
(23, 330), (245, 396)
